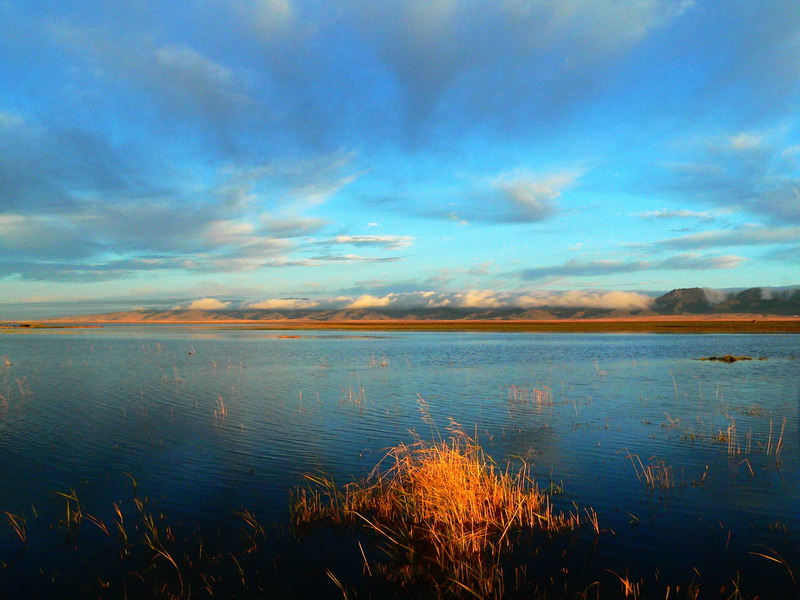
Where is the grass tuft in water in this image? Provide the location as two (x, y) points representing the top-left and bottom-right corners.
(291, 429), (585, 598)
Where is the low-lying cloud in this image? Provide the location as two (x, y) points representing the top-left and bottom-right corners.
(516, 290), (654, 311)
(233, 289), (657, 312)
(178, 298), (231, 310)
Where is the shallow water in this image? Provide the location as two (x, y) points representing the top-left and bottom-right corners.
(0, 328), (798, 597)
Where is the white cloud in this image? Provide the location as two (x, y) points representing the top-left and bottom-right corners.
(453, 289), (504, 308)
(204, 219), (255, 244)
(183, 298), (230, 310)
(516, 290), (654, 311)
(245, 298), (319, 309)
(492, 169), (581, 223)
(702, 288), (728, 304)
(729, 133), (763, 150)
(346, 294), (393, 308)
(334, 289), (656, 311)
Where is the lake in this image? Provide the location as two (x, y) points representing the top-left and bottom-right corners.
(0, 327), (798, 598)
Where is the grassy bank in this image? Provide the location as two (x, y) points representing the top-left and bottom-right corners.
(218, 319), (800, 334)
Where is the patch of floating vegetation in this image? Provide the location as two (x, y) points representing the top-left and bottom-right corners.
(0, 323), (102, 333)
(697, 354), (765, 362)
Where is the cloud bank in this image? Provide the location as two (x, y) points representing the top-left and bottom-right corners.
(231, 290), (657, 312)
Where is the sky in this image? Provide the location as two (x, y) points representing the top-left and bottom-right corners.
(1, 0), (799, 318)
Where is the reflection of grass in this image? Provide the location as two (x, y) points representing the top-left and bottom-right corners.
(292, 430), (585, 598)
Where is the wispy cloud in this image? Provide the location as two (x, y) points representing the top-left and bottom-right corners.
(245, 297), (319, 310)
(331, 235), (414, 249)
(306, 254), (403, 264)
(225, 151), (363, 206)
(261, 215), (328, 238)
(633, 209), (722, 222)
(651, 225), (800, 250)
(490, 169), (581, 223)
(0, 117), (380, 281)
(0, 111), (148, 213)
(765, 245), (800, 263)
(414, 167), (583, 224)
(660, 131), (800, 223)
(521, 253), (745, 281)
(49, 25), (258, 150)
(347, 0), (686, 140)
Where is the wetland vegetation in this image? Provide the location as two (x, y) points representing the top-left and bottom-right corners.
(0, 327), (797, 598)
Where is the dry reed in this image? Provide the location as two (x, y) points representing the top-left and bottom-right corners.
(507, 385), (554, 406)
(625, 451), (676, 490)
(291, 430), (585, 598)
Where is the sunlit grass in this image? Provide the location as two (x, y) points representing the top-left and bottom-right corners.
(292, 429), (586, 598)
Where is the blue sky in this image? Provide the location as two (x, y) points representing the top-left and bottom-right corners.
(1, 0), (799, 317)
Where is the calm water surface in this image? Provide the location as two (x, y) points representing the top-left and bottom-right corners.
(0, 328), (798, 597)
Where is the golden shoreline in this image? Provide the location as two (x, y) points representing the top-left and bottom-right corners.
(201, 318), (800, 333)
(13, 316), (800, 333)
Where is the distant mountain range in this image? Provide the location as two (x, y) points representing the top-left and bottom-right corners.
(44, 287), (800, 322)
(654, 287), (800, 315)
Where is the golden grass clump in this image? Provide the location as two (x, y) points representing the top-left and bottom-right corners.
(291, 430), (584, 597)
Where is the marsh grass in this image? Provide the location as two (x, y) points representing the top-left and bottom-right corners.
(2, 488), (261, 599)
(214, 395), (228, 418)
(291, 429), (585, 598)
(3, 511), (26, 543)
(15, 376), (31, 396)
(340, 385), (367, 406)
(507, 385), (554, 406)
(765, 417), (786, 462)
(625, 452), (677, 490)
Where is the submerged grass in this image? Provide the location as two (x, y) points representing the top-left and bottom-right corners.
(291, 430), (584, 598)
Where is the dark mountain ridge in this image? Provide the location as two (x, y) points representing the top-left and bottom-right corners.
(655, 287), (800, 315)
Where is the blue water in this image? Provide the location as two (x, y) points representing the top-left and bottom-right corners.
(0, 328), (798, 597)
